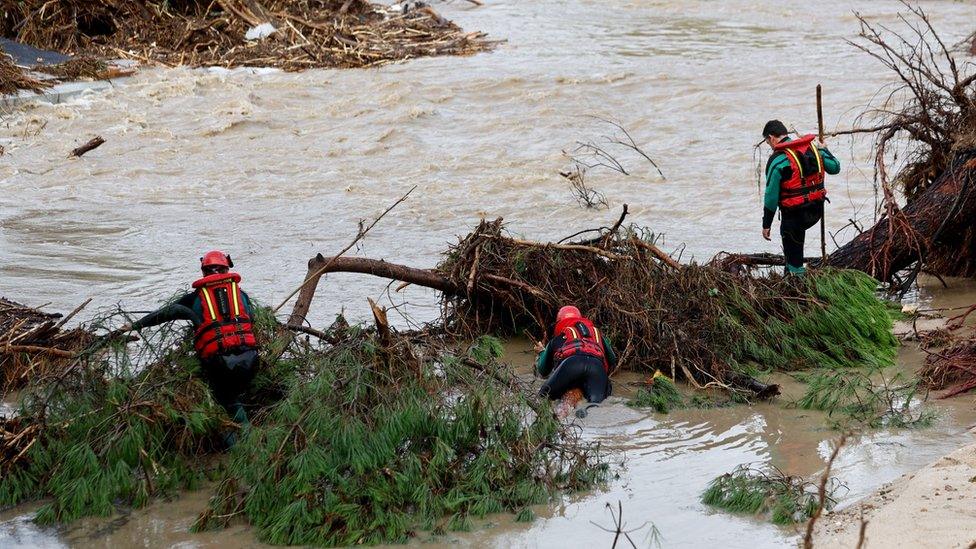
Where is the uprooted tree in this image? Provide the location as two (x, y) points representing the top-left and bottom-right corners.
(721, 5), (976, 289)
(825, 5), (976, 286)
(286, 214), (898, 397)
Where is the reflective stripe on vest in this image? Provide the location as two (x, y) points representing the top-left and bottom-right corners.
(231, 281), (241, 317)
(784, 146), (824, 181)
(201, 287), (218, 321)
(778, 140), (826, 209)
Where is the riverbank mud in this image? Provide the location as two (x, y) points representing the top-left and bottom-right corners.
(813, 440), (976, 548)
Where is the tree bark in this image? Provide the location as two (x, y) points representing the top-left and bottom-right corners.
(826, 152), (976, 280)
(287, 254), (459, 327)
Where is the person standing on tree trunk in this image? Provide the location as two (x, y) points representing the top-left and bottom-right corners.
(535, 305), (617, 403)
(118, 250), (259, 443)
(761, 120), (841, 275)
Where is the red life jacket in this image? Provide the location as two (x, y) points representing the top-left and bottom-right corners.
(553, 316), (609, 373)
(773, 134), (827, 210)
(191, 272), (257, 360)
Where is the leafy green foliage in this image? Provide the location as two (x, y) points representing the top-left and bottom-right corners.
(627, 375), (684, 413)
(794, 367), (936, 429)
(468, 335), (504, 363)
(719, 270), (898, 374)
(193, 330), (607, 545)
(0, 341), (228, 524)
(701, 465), (838, 525)
(2, 306), (605, 546)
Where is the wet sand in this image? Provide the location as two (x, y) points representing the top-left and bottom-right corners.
(815, 439), (976, 549)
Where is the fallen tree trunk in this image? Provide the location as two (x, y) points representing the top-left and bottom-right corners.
(287, 219), (897, 399)
(287, 253), (459, 327)
(825, 152), (976, 281)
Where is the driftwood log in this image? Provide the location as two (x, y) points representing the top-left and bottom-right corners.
(825, 152), (976, 281)
(69, 136), (105, 158)
(288, 254), (458, 327)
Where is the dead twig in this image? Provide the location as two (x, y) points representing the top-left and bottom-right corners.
(804, 434), (847, 549)
(276, 185), (416, 317)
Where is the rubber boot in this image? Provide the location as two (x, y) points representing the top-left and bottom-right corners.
(221, 403), (249, 449)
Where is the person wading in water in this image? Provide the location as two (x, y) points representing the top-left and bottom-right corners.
(761, 119), (841, 275)
(119, 250), (259, 443)
(536, 305), (617, 404)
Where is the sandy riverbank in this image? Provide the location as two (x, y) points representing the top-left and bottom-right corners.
(814, 433), (976, 548)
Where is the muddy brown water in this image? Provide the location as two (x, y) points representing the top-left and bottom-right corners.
(2, 0), (976, 546)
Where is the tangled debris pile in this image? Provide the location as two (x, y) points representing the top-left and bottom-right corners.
(921, 339), (976, 398)
(0, 54), (48, 95)
(0, 0), (493, 70)
(0, 307), (605, 543)
(443, 220), (898, 384)
(0, 298), (94, 393)
(919, 305), (976, 398)
(296, 217), (898, 396)
(33, 56), (118, 81)
(1, 51), (134, 98)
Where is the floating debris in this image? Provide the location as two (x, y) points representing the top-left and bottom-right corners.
(1, 0), (496, 70)
(0, 53), (48, 95)
(627, 372), (683, 414)
(0, 297), (94, 394)
(794, 366), (936, 429)
(702, 464), (842, 525)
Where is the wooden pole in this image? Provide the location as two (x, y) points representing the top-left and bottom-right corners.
(816, 84), (827, 263)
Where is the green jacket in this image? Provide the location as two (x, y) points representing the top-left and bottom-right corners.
(131, 289), (255, 331)
(763, 137), (840, 229)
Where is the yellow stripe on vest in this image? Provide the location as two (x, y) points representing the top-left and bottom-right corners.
(810, 144), (824, 176)
(231, 281), (241, 317)
(785, 149), (803, 179)
(201, 288), (218, 321)
(567, 327), (578, 340)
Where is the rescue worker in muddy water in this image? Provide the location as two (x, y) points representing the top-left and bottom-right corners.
(761, 119), (841, 275)
(535, 305), (618, 407)
(117, 250), (259, 442)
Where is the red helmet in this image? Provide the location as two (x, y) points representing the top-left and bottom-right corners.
(200, 250), (233, 269)
(556, 305), (581, 324)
